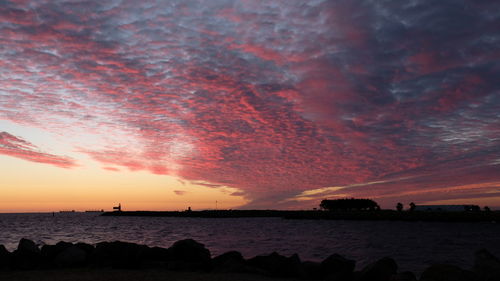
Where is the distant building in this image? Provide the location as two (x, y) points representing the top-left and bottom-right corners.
(113, 203), (122, 212)
(414, 205), (480, 212)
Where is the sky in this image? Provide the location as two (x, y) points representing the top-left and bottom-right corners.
(1, 0), (499, 212)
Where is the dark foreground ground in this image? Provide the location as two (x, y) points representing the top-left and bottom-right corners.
(1, 238), (500, 281)
(0, 269), (299, 281)
(102, 210), (500, 222)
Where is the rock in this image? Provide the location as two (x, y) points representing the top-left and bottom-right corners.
(11, 238), (41, 270)
(302, 261), (322, 279)
(391, 271), (417, 281)
(17, 238), (40, 255)
(143, 246), (171, 268)
(358, 257), (398, 281)
(41, 245), (58, 260)
(145, 246), (171, 261)
(92, 241), (149, 269)
(321, 253), (356, 280)
(166, 260), (209, 271)
(247, 252), (304, 278)
(212, 251), (246, 273)
(420, 264), (475, 281)
(167, 239), (211, 271)
(0, 245), (10, 269)
(213, 251), (244, 265)
(41, 241), (73, 261)
(169, 239), (211, 263)
(473, 249), (500, 281)
(54, 245), (87, 267)
(75, 242), (94, 257)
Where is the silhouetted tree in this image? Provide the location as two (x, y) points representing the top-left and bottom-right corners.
(464, 205), (480, 212)
(409, 202), (416, 211)
(484, 206), (491, 212)
(320, 198), (380, 211)
(396, 202), (403, 212)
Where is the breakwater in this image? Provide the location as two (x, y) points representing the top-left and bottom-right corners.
(101, 210), (500, 222)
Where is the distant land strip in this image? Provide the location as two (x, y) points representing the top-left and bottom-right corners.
(101, 210), (500, 222)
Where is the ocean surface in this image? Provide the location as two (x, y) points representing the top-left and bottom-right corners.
(1, 213), (499, 273)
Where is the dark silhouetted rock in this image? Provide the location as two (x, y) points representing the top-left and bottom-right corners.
(213, 251), (244, 265)
(54, 245), (86, 267)
(92, 241), (149, 269)
(17, 239), (40, 254)
(302, 261), (322, 279)
(169, 239), (210, 263)
(392, 271), (416, 281)
(321, 253), (356, 280)
(41, 242), (73, 261)
(358, 257), (397, 281)
(420, 264), (475, 281)
(0, 245), (10, 269)
(40, 245), (58, 268)
(41, 245), (57, 260)
(145, 246), (171, 261)
(143, 246), (171, 268)
(75, 242), (94, 257)
(167, 239), (211, 271)
(11, 238), (41, 270)
(247, 252), (304, 278)
(473, 249), (500, 281)
(212, 251), (247, 273)
(55, 241), (73, 250)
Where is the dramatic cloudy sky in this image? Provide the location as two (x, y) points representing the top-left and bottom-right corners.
(1, 0), (499, 211)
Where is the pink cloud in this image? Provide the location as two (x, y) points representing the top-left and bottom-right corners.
(174, 190), (187, 196)
(0, 132), (76, 168)
(0, 1), (499, 208)
(102, 166), (120, 172)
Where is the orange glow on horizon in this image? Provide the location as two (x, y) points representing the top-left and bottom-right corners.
(0, 156), (247, 213)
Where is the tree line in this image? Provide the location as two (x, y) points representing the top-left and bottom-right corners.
(320, 198), (380, 211)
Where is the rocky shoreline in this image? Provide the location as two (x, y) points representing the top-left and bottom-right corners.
(1, 238), (499, 281)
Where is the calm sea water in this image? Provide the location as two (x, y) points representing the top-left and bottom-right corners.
(0, 213), (499, 273)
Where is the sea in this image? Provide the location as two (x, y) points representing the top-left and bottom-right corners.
(0, 212), (499, 273)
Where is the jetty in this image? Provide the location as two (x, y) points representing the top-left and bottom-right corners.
(101, 209), (500, 222)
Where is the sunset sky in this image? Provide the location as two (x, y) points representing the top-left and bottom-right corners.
(1, 0), (499, 212)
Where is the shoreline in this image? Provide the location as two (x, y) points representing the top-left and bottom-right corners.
(1, 238), (499, 281)
(101, 210), (500, 222)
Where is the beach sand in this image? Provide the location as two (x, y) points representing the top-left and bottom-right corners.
(0, 268), (303, 281)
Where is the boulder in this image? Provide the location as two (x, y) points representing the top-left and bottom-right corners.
(247, 252), (304, 278)
(320, 253), (356, 280)
(75, 242), (94, 257)
(54, 245), (87, 267)
(41, 241), (73, 261)
(168, 239), (211, 263)
(358, 257), (398, 281)
(17, 238), (40, 254)
(473, 249), (500, 281)
(92, 241), (149, 269)
(420, 264), (475, 281)
(0, 245), (10, 269)
(142, 246), (171, 268)
(167, 239), (211, 271)
(302, 261), (322, 279)
(145, 246), (171, 261)
(213, 250), (244, 265)
(392, 271), (417, 281)
(212, 251), (247, 273)
(11, 238), (41, 270)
